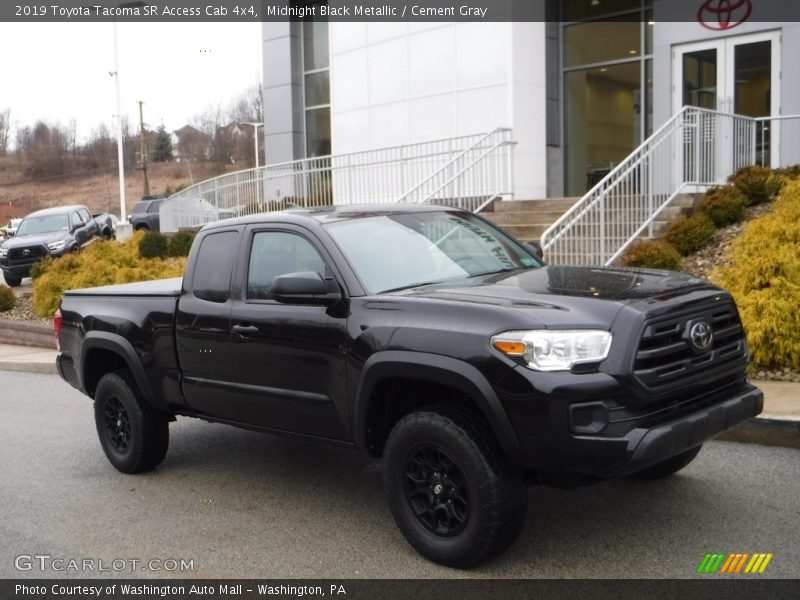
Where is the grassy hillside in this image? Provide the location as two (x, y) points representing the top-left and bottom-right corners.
(0, 158), (231, 221)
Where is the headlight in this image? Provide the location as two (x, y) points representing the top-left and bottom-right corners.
(0, 248), (7, 257)
(48, 240), (67, 252)
(491, 330), (612, 371)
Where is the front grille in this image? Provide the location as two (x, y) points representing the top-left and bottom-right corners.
(8, 245), (48, 261)
(633, 301), (747, 391)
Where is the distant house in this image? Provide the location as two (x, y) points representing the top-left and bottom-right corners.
(172, 125), (213, 162)
(215, 122), (263, 166)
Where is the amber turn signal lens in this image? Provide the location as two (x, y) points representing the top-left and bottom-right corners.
(493, 340), (527, 356)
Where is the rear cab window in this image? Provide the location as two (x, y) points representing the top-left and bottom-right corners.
(191, 231), (239, 303)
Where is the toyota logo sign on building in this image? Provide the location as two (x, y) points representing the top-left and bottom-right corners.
(698, 0), (753, 30)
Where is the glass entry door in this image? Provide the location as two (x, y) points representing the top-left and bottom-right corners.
(673, 32), (781, 167)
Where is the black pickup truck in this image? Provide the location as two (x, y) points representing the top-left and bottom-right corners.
(56, 205), (762, 568)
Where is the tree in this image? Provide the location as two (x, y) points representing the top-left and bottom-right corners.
(151, 125), (174, 162)
(0, 109), (10, 156)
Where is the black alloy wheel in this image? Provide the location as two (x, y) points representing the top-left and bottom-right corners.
(403, 445), (469, 537)
(103, 396), (132, 453)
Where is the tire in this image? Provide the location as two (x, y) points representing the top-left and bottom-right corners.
(628, 444), (703, 480)
(383, 407), (527, 568)
(3, 275), (21, 287)
(93, 370), (169, 474)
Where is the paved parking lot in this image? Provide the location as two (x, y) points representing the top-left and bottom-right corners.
(2, 370), (799, 579)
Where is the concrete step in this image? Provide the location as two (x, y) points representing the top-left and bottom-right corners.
(491, 198), (579, 213)
(484, 210), (568, 226)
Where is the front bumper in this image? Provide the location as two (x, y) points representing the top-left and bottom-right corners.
(496, 365), (763, 480)
(600, 384), (762, 478)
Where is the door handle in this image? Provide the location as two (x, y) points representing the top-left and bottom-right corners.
(232, 324), (259, 336)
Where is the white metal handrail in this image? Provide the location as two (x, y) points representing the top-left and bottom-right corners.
(161, 131), (516, 232)
(540, 107), (800, 266)
(397, 128), (512, 203)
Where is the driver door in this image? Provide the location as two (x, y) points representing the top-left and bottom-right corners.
(228, 225), (349, 440)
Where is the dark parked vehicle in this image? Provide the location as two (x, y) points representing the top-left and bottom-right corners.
(56, 205), (762, 567)
(0, 205), (101, 287)
(93, 212), (117, 239)
(129, 196), (165, 231)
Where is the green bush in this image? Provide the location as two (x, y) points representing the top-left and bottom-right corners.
(167, 231), (195, 257)
(0, 285), (16, 312)
(696, 186), (747, 228)
(29, 256), (54, 280)
(713, 180), (800, 370)
(138, 231), (168, 258)
(32, 232), (186, 318)
(664, 213), (715, 256)
(620, 239), (682, 271)
(727, 165), (782, 206)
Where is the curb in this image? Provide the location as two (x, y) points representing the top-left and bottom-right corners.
(717, 417), (800, 449)
(0, 359), (58, 375)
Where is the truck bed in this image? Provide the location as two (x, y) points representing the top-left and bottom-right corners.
(63, 277), (183, 297)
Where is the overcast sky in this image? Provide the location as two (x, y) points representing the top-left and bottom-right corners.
(0, 22), (263, 145)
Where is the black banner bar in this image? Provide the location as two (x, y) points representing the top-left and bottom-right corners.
(4, 579), (800, 600)
(2, 0), (800, 23)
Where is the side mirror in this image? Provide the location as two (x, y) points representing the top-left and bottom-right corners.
(271, 271), (342, 306)
(524, 241), (545, 263)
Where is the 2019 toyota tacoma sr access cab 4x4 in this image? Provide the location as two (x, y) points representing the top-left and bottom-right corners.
(56, 205), (762, 568)
(0, 205), (104, 287)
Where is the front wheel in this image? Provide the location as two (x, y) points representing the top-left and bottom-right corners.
(383, 407), (527, 568)
(3, 274), (21, 287)
(94, 370), (169, 473)
(628, 445), (703, 480)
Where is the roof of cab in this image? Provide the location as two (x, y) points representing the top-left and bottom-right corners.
(24, 205), (85, 218)
(201, 203), (461, 231)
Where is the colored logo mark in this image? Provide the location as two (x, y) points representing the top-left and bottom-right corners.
(697, 0), (753, 31)
(697, 552), (773, 574)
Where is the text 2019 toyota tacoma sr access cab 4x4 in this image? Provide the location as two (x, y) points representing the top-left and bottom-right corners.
(56, 205), (762, 567)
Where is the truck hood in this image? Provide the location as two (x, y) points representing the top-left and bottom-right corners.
(395, 266), (720, 327)
(3, 231), (70, 248)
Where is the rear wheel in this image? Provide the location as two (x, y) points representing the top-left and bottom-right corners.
(383, 407), (527, 568)
(628, 445), (703, 480)
(93, 370), (169, 473)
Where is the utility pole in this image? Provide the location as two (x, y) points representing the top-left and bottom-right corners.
(240, 122), (263, 169)
(138, 100), (150, 197)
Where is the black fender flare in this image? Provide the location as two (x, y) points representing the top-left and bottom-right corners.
(353, 350), (520, 458)
(79, 331), (155, 406)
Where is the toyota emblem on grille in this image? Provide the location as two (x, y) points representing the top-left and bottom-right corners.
(690, 321), (714, 351)
(22, 249), (31, 256)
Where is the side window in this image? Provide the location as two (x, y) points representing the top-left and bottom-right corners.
(70, 212), (83, 228)
(192, 231), (239, 303)
(78, 208), (92, 223)
(247, 231), (327, 300)
(148, 201), (162, 213)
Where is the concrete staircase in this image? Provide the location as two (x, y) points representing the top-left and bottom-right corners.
(481, 194), (700, 244)
(481, 198), (578, 242)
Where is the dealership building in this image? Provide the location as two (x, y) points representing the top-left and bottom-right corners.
(260, 0), (800, 201)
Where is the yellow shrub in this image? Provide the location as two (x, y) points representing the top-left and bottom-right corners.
(713, 180), (800, 370)
(32, 231), (186, 318)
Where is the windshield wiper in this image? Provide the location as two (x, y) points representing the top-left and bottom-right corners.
(380, 280), (452, 294)
(468, 267), (527, 278)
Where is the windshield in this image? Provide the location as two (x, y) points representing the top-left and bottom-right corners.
(15, 214), (70, 237)
(325, 211), (541, 294)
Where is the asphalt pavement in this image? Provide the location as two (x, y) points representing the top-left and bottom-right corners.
(1, 370), (799, 579)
